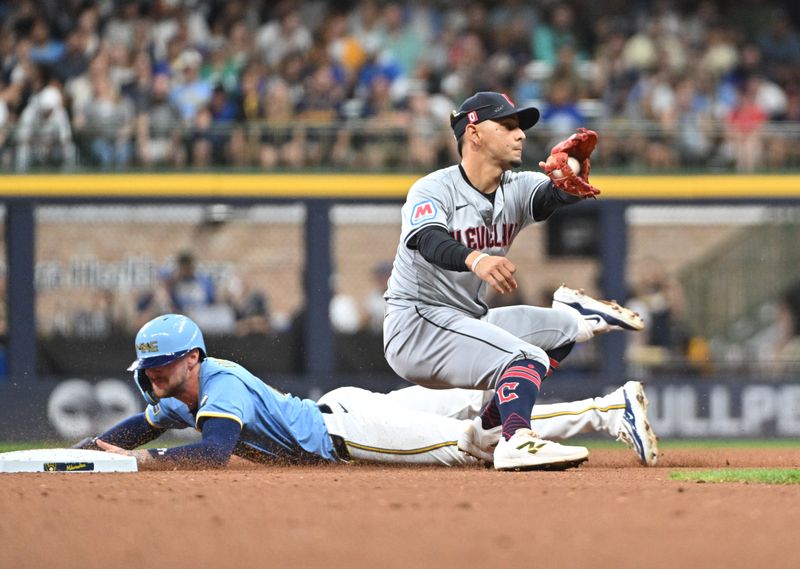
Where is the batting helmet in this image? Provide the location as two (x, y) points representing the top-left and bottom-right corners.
(127, 314), (207, 404)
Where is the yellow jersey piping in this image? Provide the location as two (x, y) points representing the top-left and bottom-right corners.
(344, 440), (458, 455)
(531, 403), (625, 420)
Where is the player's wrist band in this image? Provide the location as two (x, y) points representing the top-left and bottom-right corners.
(470, 253), (489, 272)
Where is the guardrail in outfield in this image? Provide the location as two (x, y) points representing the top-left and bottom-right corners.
(0, 173), (799, 198)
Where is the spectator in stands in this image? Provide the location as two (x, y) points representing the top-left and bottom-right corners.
(124, 50), (154, 113)
(540, 78), (586, 139)
(726, 76), (768, 172)
(225, 19), (254, 75)
(296, 62), (347, 166)
(103, 1), (141, 51)
(238, 61), (267, 123)
(627, 260), (690, 362)
(136, 73), (185, 168)
(663, 77), (715, 167)
(774, 280), (800, 368)
(67, 51), (109, 129)
(699, 26), (739, 81)
(258, 79), (305, 169)
(223, 272), (271, 336)
(350, 0), (386, 59)
(406, 86), (452, 169)
(107, 41), (136, 92)
(136, 250), (218, 331)
(55, 29), (90, 84)
(440, 31), (488, 104)
(78, 76), (135, 169)
(255, 3), (312, 70)
(350, 74), (408, 170)
(531, 5), (584, 66)
(381, 3), (425, 77)
(1, 0), (799, 173)
(164, 250), (216, 313)
(169, 49), (213, 124)
(201, 42), (244, 96)
(757, 12), (800, 85)
(191, 85), (243, 167)
(15, 84), (75, 171)
(28, 16), (63, 66)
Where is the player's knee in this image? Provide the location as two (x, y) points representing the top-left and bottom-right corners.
(554, 309), (581, 343)
(508, 346), (550, 372)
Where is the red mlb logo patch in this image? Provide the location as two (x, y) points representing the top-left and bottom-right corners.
(410, 200), (437, 225)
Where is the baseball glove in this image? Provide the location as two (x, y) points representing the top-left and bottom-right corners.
(539, 128), (600, 198)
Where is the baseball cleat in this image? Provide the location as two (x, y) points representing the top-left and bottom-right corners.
(552, 285), (644, 332)
(616, 381), (659, 466)
(458, 417), (501, 463)
(493, 429), (589, 471)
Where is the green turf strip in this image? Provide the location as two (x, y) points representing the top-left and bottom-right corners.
(571, 438), (800, 450)
(670, 469), (800, 484)
(0, 441), (68, 452)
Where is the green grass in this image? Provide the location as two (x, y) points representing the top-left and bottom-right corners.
(0, 440), (186, 453)
(670, 469), (800, 485)
(571, 438), (800, 450)
(0, 441), (70, 452)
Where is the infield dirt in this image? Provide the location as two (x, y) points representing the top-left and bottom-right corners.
(1, 448), (798, 569)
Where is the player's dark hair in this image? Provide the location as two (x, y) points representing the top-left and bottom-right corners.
(457, 136), (464, 156)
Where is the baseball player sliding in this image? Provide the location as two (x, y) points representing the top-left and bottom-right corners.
(76, 314), (658, 469)
(383, 91), (645, 471)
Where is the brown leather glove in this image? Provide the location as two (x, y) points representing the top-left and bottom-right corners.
(539, 128), (601, 198)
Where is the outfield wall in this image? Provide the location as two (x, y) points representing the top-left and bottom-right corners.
(1, 376), (798, 441)
(1, 173), (800, 440)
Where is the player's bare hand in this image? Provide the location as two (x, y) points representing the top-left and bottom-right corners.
(96, 439), (153, 465)
(470, 254), (517, 294)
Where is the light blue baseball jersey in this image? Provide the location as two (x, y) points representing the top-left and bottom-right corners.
(144, 357), (337, 463)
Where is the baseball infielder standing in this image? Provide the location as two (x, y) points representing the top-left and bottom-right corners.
(383, 91), (644, 471)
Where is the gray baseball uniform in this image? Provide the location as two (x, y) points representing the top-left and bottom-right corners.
(383, 165), (581, 390)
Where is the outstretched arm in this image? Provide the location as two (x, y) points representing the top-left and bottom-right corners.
(95, 416), (242, 470)
(72, 413), (165, 451)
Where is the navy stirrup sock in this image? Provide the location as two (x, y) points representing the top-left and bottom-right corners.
(493, 359), (546, 440)
(545, 341), (575, 377)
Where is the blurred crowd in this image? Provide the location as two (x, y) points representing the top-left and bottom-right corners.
(0, 0), (799, 173)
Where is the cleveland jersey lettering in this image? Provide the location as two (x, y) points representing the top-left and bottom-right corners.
(386, 165), (551, 317)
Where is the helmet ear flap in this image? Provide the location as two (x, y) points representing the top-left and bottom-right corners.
(134, 369), (159, 405)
